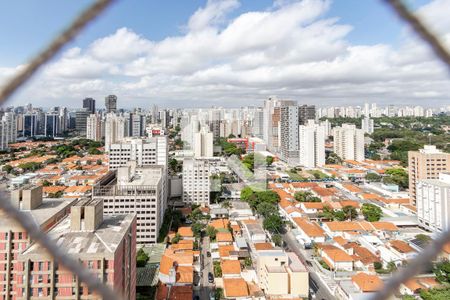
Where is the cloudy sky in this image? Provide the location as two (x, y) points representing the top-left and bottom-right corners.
(1, 0), (449, 109)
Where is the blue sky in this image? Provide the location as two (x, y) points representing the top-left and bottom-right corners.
(1, 0), (449, 108)
(1, 0), (409, 66)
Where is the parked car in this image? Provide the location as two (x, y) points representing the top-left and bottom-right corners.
(208, 272), (214, 283)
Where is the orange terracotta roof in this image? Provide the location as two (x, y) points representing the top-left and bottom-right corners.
(159, 249), (194, 276)
(342, 183), (362, 193)
(221, 260), (241, 275)
(210, 219), (230, 230)
(176, 266), (194, 283)
(218, 245), (235, 257)
(324, 221), (364, 232)
(403, 277), (440, 292)
(338, 200), (360, 208)
(352, 273), (383, 292)
(290, 182), (318, 189)
(322, 247), (354, 262)
(216, 232), (233, 243)
(389, 240), (416, 254)
(64, 185), (92, 194)
(353, 246), (380, 265)
(223, 278), (249, 298)
(42, 186), (67, 194)
(312, 187), (336, 197)
(371, 222), (398, 231)
(168, 285), (193, 300)
(302, 202), (324, 209)
(292, 217), (325, 237)
(254, 242), (274, 251)
(333, 236), (348, 246)
(177, 227), (194, 238)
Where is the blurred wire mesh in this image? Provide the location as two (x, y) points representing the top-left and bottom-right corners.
(0, 0), (449, 300)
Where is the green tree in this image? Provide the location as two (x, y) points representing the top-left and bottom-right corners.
(2, 164), (13, 173)
(434, 261), (450, 283)
(171, 233), (181, 244)
(266, 156), (274, 166)
(96, 159), (102, 165)
(244, 257), (252, 267)
(215, 288), (224, 300)
(326, 152), (343, 164)
(206, 225), (218, 240)
(240, 186), (254, 202)
(256, 202), (278, 218)
(272, 234), (283, 247)
(213, 261), (222, 277)
(342, 205), (358, 221)
(42, 180), (51, 187)
(361, 203), (383, 222)
(192, 223), (205, 238)
(136, 248), (149, 267)
(263, 214), (283, 234)
(365, 173), (381, 182)
(420, 287), (450, 300)
(333, 210), (347, 221)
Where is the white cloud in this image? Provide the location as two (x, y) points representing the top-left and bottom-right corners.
(2, 0), (450, 108)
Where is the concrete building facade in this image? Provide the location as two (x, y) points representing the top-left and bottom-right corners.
(182, 158), (210, 206)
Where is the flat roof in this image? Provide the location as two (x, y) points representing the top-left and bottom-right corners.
(0, 198), (75, 231)
(21, 214), (135, 260)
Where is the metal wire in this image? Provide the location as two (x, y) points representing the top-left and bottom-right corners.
(0, 0), (116, 105)
(0, 192), (120, 300)
(384, 0), (450, 72)
(0, 0), (119, 299)
(0, 0), (448, 299)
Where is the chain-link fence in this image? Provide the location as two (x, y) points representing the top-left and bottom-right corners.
(0, 0), (449, 299)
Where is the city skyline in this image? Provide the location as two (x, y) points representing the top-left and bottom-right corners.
(1, 0), (450, 108)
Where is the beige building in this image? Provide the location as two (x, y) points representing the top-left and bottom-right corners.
(408, 145), (450, 205)
(256, 249), (308, 298)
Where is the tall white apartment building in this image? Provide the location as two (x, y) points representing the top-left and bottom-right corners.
(333, 123), (365, 161)
(86, 114), (103, 141)
(416, 173), (450, 232)
(299, 120), (325, 168)
(182, 158), (210, 206)
(0, 112), (16, 150)
(361, 116), (374, 134)
(105, 113), (126, 151)
(194, 126), (213, 158)
(280, 105), (299, 165)
(108, 137), (168, 170)
(93, 162), (165, 244)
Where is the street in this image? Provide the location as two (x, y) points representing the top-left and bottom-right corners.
(195, 236), (214, 300)
(282, 231), (335, 300)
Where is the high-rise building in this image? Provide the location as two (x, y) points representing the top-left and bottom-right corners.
(193, 126), (213, 158)
(93, 162), (165, 245)
(108, 137), (168, 170)
(75, 108), (90, 136)
(22, 113), (39, 137)
(298, 105), (315, 125)
(105, 95), (118, 113)
(416, 172), (450, 232)
(253, 108), (264, 139)
(182, 158), (210, 206)
(82, 97), (96, 114)
(280, 104), (299, 165)
(104, 113), (126, 151)
(0, 112), (16, 150)
(128, 112), (146, 137)
(361, 116), (374, 134)
(0, 186), (75, 299)
(299, 120), (326, 168)
(17, 198), (136, 300)
(44, 112), (61, 137)
(333, 124), (365, 162)
(86, 113), (103, 141)
(408, 145), (450, 205)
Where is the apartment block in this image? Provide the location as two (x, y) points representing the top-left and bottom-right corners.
(86, 114), (103, 142)
(416, 172), (450, 232)
(193, 126), (213, 158)
(0, 186), (75, 300)
(333, 123), (365, 162)
(0, 112), (16, 150)
(256, 249), (308, 298)
(108, 137), (168, 170)
(16, 198), (136, 300)
(280, 105), (300, 165)
(182, 158), (210, 206)
(299, 120), (326, 168)
(93, 163), (166, 245)
(104, 113), (126, 151)
(408, 145), (450, 205)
